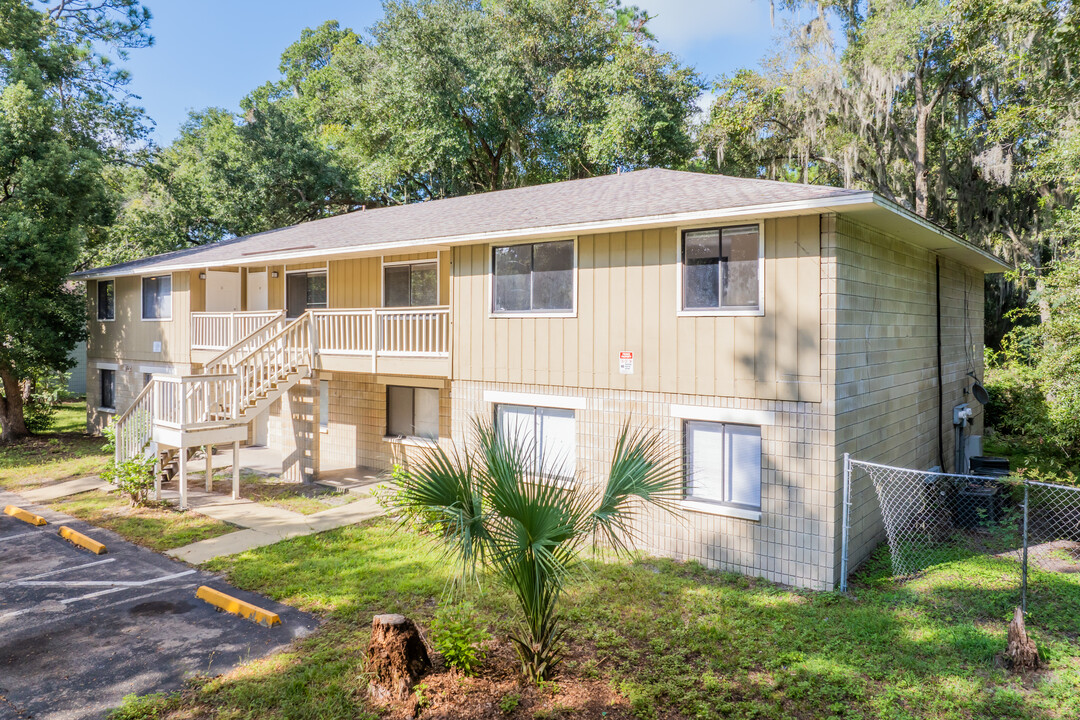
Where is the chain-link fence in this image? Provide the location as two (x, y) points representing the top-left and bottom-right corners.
(840, 455), (1080, 613)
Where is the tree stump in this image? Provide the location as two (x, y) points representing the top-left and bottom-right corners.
(1006, 607), (1040, 672)
(366, 613), (432, 702)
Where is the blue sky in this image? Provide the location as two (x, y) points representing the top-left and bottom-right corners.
(116, 0), (793, 145)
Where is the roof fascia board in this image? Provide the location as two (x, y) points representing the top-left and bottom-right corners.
(868, 196), (1011, 272)
(74, 193), (876, 279)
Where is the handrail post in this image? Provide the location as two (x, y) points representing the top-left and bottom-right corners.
(371, 308), (379, 373)
(1022, 481), (1029, 614)
(840, 452), (852, 593)
(307, 311), (319, 364)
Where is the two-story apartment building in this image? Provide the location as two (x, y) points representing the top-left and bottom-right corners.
(74, 169), (1009, 590)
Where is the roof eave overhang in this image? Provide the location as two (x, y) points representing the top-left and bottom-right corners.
(71, 191), (1010, 279)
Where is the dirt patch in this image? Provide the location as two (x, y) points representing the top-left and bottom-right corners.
(1025, 539), (1080, 573)
(376, 639), (630, 720)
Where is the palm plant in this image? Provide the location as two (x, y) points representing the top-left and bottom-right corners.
(390, 417), (683, 681)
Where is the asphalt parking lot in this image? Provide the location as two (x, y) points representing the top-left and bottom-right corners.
(0, 491), (319, 720)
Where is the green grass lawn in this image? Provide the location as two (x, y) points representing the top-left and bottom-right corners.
(111, 519), (1080, 720)
(0, 401), (111, 493)
(47, 490), (237, 553)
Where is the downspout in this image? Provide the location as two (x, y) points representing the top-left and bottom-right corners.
(936, 257), (946, 471)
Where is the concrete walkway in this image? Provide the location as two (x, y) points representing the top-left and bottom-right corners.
(19, 476), (112, 503)
(163, 486), (386, 565)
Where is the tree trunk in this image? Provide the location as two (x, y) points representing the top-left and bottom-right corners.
(1006, 607), (1040, 672)
(0, 362), (29, 444)
(366, 614), (431, 703)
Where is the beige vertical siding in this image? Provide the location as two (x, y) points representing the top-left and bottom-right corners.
(87, 271), (192, 365)
(451, 217), (822, 401)
(826, 214), (986, 574)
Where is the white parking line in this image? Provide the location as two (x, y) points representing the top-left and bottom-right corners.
(59, 570), (197, 604)
(0, 531), (37, 543)
(1, 586), (183, 633)
(1, 558), (116, 587)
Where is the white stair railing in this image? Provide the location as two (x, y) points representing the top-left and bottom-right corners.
(231, 313), (313, 413)
(203, 311), (286, 373)
(113, 380), (156, 464)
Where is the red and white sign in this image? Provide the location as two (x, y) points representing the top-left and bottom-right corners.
(618, 351), (634, 375)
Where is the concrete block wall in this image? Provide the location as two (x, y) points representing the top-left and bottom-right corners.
(826, 214), (986, 573)
(450, 380), (838, 590)
(269, 371), (451, 479)
(317, 372), (452, 473)
(85, 361), (191, 435)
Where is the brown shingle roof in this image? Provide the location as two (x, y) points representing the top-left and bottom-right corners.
(75, 169), (868, 277)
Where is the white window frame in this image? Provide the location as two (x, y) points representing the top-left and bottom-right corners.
(140, 274), (173, 321)
(385, 384), (440, 442)
(493, 402), (577, 482)
(672, 405), (767, 521)
(284, 266), (329, 317)
(676, 221), (765, 317)
(96, 279), (115, 322)
(381, 256), (441, 308)
(488, 237), (578, 318)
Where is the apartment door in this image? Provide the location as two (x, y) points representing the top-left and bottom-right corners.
(205, 270), (241, 312)
(247, 269), (268, 311)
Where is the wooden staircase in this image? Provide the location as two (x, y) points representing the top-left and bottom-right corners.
(113, 312), (314, 508)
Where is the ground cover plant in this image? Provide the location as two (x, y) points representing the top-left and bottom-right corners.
(108, 516), (1080, 720)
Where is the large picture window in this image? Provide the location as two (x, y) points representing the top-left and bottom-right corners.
(684, 421), (761, 509)
(682, 225), (760, 311)
(384, 261), (437, 307)
(141, 275), (172, 320)
(387, 385), (439, 440)
(492, 240), (574, 313)
(495, 404), (576, 479)
(286, 270), (328, 318)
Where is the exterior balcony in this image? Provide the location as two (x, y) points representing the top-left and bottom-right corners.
(190, 306), (450, 377)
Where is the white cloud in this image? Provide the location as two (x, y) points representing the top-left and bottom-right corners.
(641, 0), (773, 50)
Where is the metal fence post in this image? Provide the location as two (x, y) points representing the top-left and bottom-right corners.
(840, 453), (852, 592)
(1022, 480), (1029, 615)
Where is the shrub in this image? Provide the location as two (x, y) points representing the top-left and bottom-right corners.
(101, 438), (157, 508)
(983, 361), (1051, 439)
(431, 602), (490, 675)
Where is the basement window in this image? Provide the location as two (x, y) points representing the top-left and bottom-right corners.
(387, 386), (439, 440)
(495, 404), (576, 479)
(682, 225), (761, 312)
(684, 421), (761, 510)
(97, 280), (115, 321)
(100, 369), (116, 411)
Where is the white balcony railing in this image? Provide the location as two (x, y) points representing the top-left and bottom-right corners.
(191, 311), (285, 350)
(192, 307), (449, 358)
(310, 307), (449, 358)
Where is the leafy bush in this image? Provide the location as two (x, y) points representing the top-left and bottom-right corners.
(983, 359), (1051, 439)
(101, 426), (157, 507)
(431, 602), (490, 675)
(22, 369), (71, 433)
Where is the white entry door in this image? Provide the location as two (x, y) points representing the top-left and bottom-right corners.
(206, 270), (241, 312)
(246, 269), (269, 312)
